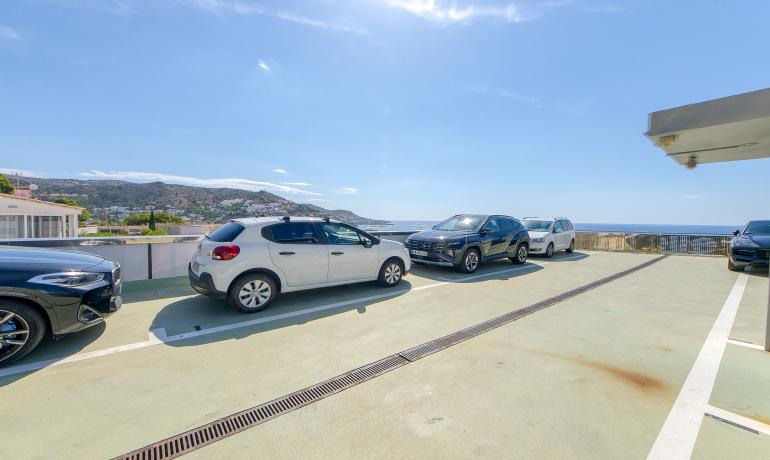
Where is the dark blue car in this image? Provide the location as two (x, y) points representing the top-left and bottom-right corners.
(728, 220), (770, 271)
(405, 214), (530, 273)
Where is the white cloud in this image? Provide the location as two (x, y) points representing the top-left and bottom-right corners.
(387, 0), (562, 24)
(257, 60), (270, 71)
(680, 194), (703, 200)
(79, 170), (322, 196)
(306, 198), (331, 202)
(339, 187), (358, 194)
(273, 168), (287, 174)
(179, 1), (367, 35)
(0, 26), (21, 40)
(0, 167), (45, 177)
(283, 182), (312, 187)
(468, 84), (543, 107)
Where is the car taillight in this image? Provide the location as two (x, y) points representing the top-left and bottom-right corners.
(212, 245), (240, 260)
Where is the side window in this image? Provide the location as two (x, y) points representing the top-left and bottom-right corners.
(483, 218), (501, 233)
(321, 223), (363, 245)
(514, 221), (527, 233)
(564, 220), (573, 231)
(263, 223), (318, 244)
(553, 221), (563, 232)
(500, 219), (514, 233)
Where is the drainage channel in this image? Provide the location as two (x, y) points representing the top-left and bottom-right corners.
(114, 255), (667, 460)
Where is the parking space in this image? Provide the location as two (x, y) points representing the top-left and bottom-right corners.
(1, 252), (769, 459)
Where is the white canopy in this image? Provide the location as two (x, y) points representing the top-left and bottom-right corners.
(645, 88), (770, 167)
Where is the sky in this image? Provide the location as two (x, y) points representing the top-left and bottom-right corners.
(1, 0), (769, 224)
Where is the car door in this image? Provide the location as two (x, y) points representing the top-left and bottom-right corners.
(555, 220), (570, 249)
(505, 219), (527, 256)
(319, 222), (380, 282)
(552, 220), (564, 249)
(499, 218), (518, 257)
(266, 222), (329, 287)
(480, 218), (507, 258)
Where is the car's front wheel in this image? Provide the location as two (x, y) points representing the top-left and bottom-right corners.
(510, 244), (529, 265)
(457, 248), (481, 273)
(377, 259), (404, 287)
(545, 243), (555, 258)
(728, 259), (743, 272)
(229, 274), (278, 313)
(0, 300), (46, 366)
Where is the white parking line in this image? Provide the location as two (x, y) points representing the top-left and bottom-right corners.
(726, 339), (765, 351)
(705, 404), (770, 436)
(647, 274), (748, 460)
(0, 253), (595, 379)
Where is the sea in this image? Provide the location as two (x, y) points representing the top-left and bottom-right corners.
(361, 220), (739, 235)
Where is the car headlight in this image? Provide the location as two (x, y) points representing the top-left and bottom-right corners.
(29, 272), (106, 287)
(532, 237), (545, 243)
(735, 238), (759, 248)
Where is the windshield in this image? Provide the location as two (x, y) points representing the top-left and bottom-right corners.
(434, 215), (484, 231)
(524, 220), (553, 232)
(744, 221), (770, 235)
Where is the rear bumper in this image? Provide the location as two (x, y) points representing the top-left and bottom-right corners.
(189, 264), (227, 298)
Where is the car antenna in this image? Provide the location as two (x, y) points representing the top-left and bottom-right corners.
(282, 216), (290, 223)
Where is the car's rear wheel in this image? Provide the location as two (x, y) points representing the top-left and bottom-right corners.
(510, 244), (529, 265)
(566, 239), (575, 253)
(545, 243), (555, 258)
(728, 259), (742, 272)
(229, 274), (277, 313)
(457, 248), (480, 273)
(0, 300), (46, 366)
(377, 259), (404, 287)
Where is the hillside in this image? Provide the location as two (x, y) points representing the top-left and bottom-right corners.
(12, 176), (389, 225)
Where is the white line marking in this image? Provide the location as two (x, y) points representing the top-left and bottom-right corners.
(706, 404), (770, 436)
(647, 274), (748, 460)
(0, 254), (598, 378)
(727, 339), (765, 351)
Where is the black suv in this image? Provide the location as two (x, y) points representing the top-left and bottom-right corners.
(0, 247), (122, 365)
(405, 214), (530, 273)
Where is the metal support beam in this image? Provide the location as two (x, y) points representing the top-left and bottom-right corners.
(766, 270), (770, 352)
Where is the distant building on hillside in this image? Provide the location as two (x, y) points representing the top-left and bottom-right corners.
(0, 193), (83, 238)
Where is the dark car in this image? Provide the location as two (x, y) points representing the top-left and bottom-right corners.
(0, 247), (122, 365)
(405, 214), (530, 273)
(728, 220), (770, 272)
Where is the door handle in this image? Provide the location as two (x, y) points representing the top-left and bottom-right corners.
(279, 251), (295, 255)
(331, 251), (344, 255)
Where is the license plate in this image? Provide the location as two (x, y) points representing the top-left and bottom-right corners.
(411, 249), (429, 257)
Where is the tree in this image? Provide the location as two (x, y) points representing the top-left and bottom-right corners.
(53, 198), (91, 223)
(0, 174), (13, 194)
(149, 210), (156, 230)
(123, 211), (185, 226)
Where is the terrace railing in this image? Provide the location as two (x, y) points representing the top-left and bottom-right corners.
(574, 232), (732, 256)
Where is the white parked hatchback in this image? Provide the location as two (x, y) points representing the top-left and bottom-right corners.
(522, 217), (576, 257)
(189, 217), (411, 312)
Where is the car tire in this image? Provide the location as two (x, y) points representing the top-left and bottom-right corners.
(566, 239), (575, 253)
(457, 248), (481, 273)
(728, 259), (742, 272)
(377, 258), (404, 287)
(0, 300), (47, 366)
(228, 274), (278, 313)
(545, 243), (555, 258)
(510, 244), (529, 265)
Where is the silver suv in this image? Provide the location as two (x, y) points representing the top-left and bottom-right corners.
(522, 217), (576, 258)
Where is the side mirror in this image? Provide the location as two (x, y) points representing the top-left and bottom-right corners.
(480, 228), (490, 235)
(362, 239), (373, 248)
(733, 230), (740, 236)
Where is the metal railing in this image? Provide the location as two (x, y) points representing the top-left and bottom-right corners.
(575, 232), (732, 256)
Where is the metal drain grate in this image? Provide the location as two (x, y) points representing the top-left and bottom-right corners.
(115, 255), (666, 459)
(115, 354), (409, 460)
(399, 255), (667, 362)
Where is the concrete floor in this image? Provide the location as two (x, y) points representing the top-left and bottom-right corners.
(0, 252), (768, 459)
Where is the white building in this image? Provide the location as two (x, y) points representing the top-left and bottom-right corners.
(0, 193), (83, 239)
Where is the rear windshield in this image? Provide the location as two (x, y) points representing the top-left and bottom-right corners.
(207, 222), (245, 242)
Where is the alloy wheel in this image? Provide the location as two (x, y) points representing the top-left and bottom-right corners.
(384, 263), (402, 285)
(239, 280), (272, 308)
(465, 251), (479, 272)
(517, 245), (528, 263)
(0, 309), (30, 362)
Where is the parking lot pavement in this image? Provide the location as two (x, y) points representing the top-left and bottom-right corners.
(2, 252), (768, 459)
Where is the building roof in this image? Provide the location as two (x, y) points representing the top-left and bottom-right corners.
(0, 193), (84, 211)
